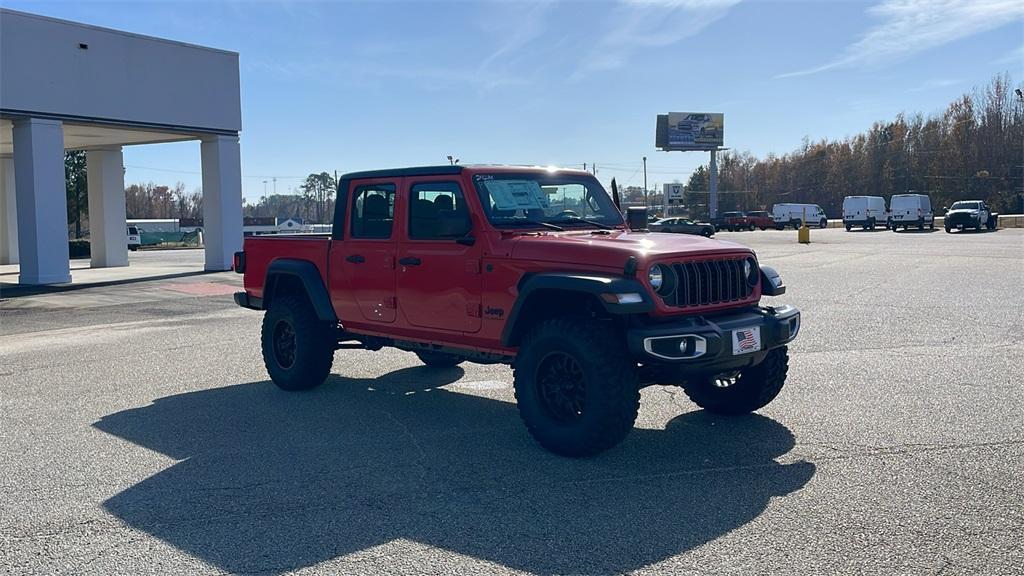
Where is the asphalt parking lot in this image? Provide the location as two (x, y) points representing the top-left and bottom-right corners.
(1, 229), (1022, 575)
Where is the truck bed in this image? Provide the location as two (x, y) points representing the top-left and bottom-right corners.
(241, 234), (332, 300)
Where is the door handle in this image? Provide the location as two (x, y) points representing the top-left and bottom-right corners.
(346, 254), (365, 263)
(399, 257), (421, 266)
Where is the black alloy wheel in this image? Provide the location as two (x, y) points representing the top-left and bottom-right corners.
(273, 320), (297, 369)
(535, 352), (587, 423)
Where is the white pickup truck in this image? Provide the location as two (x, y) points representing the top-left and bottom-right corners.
(944, 200), (997, 233)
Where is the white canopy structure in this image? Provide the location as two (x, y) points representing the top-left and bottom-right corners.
(0, 9), (243, 284)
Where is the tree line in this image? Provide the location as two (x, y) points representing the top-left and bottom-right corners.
(243, 172), (337, 223)
(64, 162), (336, 237)
(682, 74), (1024, 217)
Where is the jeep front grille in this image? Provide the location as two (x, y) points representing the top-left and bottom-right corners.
(663, 259), (754, 307)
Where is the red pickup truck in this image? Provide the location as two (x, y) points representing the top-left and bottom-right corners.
(234, 165), (800, 456)
(746, 211), (773, 230)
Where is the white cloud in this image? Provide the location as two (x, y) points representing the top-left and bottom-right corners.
(779, 0), (1024, 78)
(993, 44), (1024, 67)
(571, 0), (741, 81)
(905, 77), (962, 92)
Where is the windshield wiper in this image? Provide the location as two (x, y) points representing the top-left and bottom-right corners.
(495, 220), (565, 231)
(549, 217), (614, 230)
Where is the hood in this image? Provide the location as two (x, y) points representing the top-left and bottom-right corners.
(509, 230), (754, 268)
(947, 208), (980, 216)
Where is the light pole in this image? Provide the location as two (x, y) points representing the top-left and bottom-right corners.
(643, 156), (648, 209)
(263, 180), (268, 196)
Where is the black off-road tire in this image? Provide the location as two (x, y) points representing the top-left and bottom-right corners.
(684, 347), (789, 415)
(845, 224), (852, 231)
(945, 226), (952, 233)
(415, 350), (464, 368)
(261, 295), (335, 391)
(513, 318), (639, 457)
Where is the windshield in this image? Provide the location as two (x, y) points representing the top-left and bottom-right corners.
(951, 201), (980, 210)
(472, 173), (624, 228)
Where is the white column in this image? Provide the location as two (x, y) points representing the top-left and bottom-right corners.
(0, 157), (18, 264)
(200, 134), (243, 271)
(12, 118), (71, 285)
(86, 147), (128, 268)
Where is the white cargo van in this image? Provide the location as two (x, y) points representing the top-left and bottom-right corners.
(842, 196), (888, 231)
(127, 226), (141, 251)
(771, 203), (827, 229)
(890, 194), (934, 231)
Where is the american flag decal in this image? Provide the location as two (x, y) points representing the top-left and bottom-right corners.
(736, 329), (758, 352)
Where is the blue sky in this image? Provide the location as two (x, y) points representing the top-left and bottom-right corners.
(5, 0), (1024, 201)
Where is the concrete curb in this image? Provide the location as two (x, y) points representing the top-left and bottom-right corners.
(826, 214), (1024, 229)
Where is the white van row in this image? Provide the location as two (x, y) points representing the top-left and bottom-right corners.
(840, 194), (934, 231)
(766, 195), (936, 231)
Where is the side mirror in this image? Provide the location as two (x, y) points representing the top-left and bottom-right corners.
(626, 207), (648, 231)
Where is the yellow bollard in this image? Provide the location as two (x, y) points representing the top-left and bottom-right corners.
(798, 224), (810, 244)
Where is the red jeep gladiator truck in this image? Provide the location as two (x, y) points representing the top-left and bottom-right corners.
(234, 165), (800, 456)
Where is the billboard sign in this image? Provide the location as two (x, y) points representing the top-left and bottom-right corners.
(656, 112), (724, 151)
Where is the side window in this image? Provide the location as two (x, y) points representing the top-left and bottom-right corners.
(408, 181), (471, 240)
(350, 183), (395, 239)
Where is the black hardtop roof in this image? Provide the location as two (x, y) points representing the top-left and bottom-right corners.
(340, 166), (463, 180)
(340, 164), (593, 181)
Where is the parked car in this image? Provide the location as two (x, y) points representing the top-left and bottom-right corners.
(944, 200), (997, 233)
(127, 226), (141, 251)
(649, 217), (715, 237)
(711, 211), (753, 232)
(772, 203), (828, 229)
(842, 196), (889, 231)
(746, 211), (772, 230)
(890, 194), (934, 231)
(233, 164), (800, 457)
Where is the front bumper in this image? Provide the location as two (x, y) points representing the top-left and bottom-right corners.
(627, 305), (800, 373)
(945, 214), (980, 227)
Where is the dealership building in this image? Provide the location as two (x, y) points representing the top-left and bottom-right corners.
(0, 9), (242, 284)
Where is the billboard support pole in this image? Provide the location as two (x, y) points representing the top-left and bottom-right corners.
(709, 148), (719, 219)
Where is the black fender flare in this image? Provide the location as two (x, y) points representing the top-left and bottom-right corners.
(500, 272), (654, 347)
(264, 259), (337, 322)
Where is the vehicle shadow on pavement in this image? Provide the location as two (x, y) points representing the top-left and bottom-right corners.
(94, 368), (815, 574)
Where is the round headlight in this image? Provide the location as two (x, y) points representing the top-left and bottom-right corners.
(648, 266), (664, 291)
(745, 257), (759, 285)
